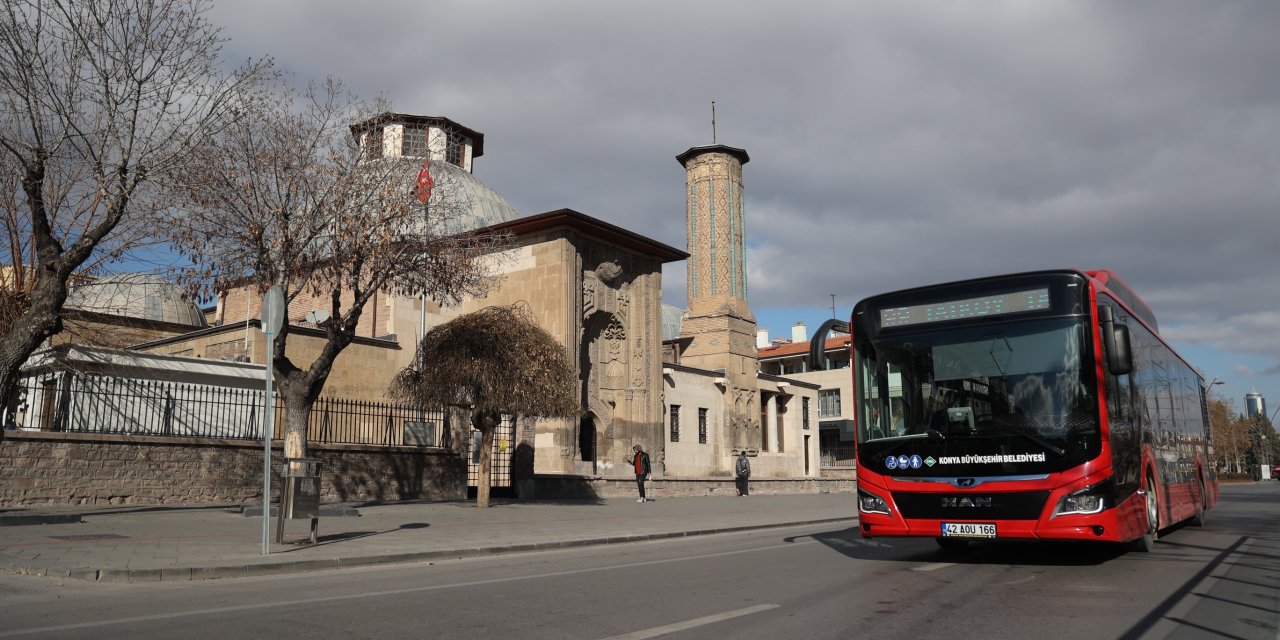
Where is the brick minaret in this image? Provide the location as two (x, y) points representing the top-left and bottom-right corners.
(676, 144), (760, 452)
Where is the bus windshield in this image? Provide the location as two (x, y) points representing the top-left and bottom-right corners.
(854, 317), (1098, 453)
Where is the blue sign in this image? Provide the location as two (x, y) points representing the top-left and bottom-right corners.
(910, 455), (923, 470)
(886, 456), (898, 470)
(897, 455), (910, 469)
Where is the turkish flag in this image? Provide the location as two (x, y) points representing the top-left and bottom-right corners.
(414, 160), (434, 204)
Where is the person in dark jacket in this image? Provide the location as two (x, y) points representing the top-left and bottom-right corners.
(735, 450), (751, 496)
(629, 444), (651, 502)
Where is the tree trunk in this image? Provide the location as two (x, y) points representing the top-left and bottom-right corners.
(476, 411), (497, 508)
(278, 377), (319, 461)
(0, 274), (73, 443)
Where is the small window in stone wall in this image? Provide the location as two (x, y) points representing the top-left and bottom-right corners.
(403, 126), (430, 157)
(698, 408), (708, 444)
(446, 132), (467, 166)
(669, 404), (680, 442)
(803, 397), (811, 430)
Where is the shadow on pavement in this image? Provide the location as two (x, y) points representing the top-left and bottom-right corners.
(785, 526), (1132, 566)
(282, 522), (433, 550)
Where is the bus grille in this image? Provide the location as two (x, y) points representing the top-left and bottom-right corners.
(892, 491), (1050, 520)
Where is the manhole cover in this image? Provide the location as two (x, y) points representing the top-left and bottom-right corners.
(48, 534), (130, 541)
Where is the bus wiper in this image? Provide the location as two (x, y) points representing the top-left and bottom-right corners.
(877, 430), (946, 460)
(984, 427), (1066, 457)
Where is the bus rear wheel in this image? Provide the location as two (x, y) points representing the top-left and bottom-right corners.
(1189, 477), (1207, 527)
(1130, 473), (1158, 552)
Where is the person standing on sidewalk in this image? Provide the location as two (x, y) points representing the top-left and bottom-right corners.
(735, 450), (751, 496)
(630, 444), (651, 502)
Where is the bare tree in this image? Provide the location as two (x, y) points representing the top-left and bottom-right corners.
(0, 0), (268, 432)
(1208, 397), (1256, 475)
(390, 305), (580, 507)
(167, 79), (505, 461)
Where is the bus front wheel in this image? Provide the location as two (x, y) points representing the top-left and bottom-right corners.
(1130, 473), (1158, 552)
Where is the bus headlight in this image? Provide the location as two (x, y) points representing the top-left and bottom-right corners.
(1052, 482), (1110, 517)
(858, 488), (890, 515)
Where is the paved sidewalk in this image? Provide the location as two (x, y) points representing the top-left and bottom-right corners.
(0, 494), (856, 583)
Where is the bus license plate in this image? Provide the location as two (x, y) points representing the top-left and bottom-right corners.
(941, 522), (997, 538)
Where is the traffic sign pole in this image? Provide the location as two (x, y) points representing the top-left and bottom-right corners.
(261, 286), (285, 556)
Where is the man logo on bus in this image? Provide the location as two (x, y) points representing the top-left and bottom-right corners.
(957, 478), (976, 487)
(942, 496), (992, 508)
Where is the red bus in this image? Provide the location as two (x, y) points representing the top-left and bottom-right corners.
(814, 269), (1218, 551)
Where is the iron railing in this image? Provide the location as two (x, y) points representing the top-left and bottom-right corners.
(3, 371), (447, 448)
(820, 444), (857, 468)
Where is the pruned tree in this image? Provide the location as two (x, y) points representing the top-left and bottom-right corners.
(0, 0), (268, 432)
(166, 78), (506, 462)
(390, 304), (580, 507)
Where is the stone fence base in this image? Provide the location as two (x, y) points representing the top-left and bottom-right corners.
(0, 431), (465, 507)
(523, 475), (855, 500)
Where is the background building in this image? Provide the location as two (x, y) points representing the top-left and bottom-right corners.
(757, 325), (856, 476)
(1245, 388), (1267, 420)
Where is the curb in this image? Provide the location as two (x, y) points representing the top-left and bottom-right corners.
(0, 513), (83, 527)
(1, 516), (857, 583)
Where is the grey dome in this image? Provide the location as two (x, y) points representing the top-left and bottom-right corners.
(427, 160), (519, 233)
(66, 273), (206, 327)
(661, 304), (685, 341)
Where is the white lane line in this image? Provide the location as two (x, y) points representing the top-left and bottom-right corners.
(913, 562), (956, 572)
(600, 604), (780, 640)
(0, 540), (818, 638)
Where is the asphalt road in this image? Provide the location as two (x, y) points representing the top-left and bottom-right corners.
(1, 483), (1276, 640)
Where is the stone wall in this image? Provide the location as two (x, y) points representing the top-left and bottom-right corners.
(0, 431), (465, 507)
(527, 475), (855, 500)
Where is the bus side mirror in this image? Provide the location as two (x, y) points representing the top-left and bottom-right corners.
(1098, 305), (1133, 375)
(1109, 324), (1133, 375)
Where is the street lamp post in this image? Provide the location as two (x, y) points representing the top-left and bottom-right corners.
(1263, 406), (1280, 481)
(1204, 379), (1225, 473)
(1263, 435), (1272, 481)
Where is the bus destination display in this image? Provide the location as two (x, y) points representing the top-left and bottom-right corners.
(880, 288), (1050, 328)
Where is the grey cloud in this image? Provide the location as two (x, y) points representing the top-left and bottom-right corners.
(208, 0), (1280, 376)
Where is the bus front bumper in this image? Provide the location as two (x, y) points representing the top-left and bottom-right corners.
(857, 487), (1148, 544)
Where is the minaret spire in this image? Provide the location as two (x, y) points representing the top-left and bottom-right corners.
(711, 100), (716, 143)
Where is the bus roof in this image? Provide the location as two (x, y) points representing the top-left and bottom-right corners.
(1083, 269), (1158, 334)
(853, 268), (1203, 381)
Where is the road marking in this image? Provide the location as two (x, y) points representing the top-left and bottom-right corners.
(0, 540), (818, 638)
(913, 562), (956, 572)
(599, 604), (780, 640)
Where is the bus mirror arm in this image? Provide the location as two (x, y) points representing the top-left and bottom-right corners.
(1098, 305), (1134, 376)
(808, 318), (850, 371)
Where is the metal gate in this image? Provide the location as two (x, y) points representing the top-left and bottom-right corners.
(466, 415), (513, 488)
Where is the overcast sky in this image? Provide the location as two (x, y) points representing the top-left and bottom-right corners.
(209, 0), (1280, 414)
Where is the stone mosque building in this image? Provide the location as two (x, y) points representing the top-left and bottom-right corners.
(27, 113), (829, 497)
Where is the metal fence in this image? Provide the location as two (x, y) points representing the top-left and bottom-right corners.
(4, 371), (448, 448)
(820, 444), (856, 468)
(465, 414), (514, 488)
